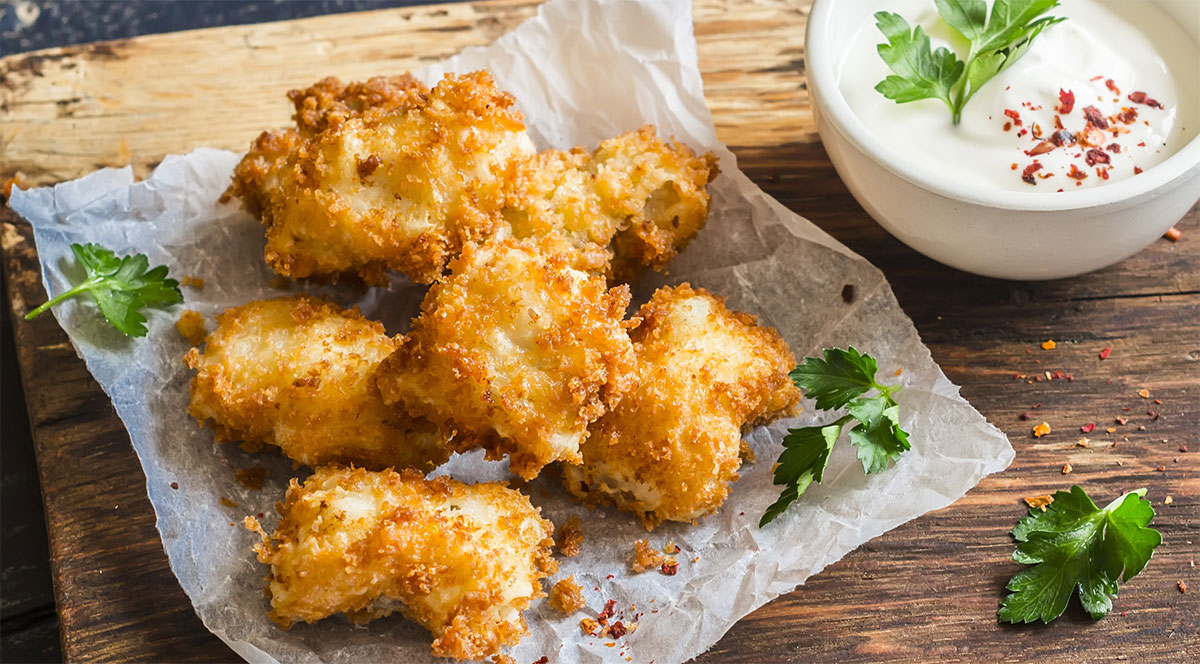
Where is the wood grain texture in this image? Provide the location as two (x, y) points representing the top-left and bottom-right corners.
(1, 0), (1197, 662)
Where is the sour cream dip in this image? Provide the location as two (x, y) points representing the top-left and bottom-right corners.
(837, 0), (1199, 193)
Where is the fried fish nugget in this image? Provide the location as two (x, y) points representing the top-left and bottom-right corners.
(250, 466), (556, 660)
(509, 126), (718, 280)
(563, 284), (801, 529)
(375, 235), (636, 480)
(185, 296), (448, 471)
(224, 71), (537, 284)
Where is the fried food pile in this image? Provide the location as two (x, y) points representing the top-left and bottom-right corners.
(184, 69), (800, 660)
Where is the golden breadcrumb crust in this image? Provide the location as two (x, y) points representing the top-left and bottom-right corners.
(548, 576), (586, 614)
(509, 125), (719, 281)
(563, 284), (801, 529)
(249, 466), (557, 660)
(184, 296), (449, 471)
(224, 71), (537, 285)
(375, 235), (637, 480)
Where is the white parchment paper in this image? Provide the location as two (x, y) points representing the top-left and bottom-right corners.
(9, 0), (1014, 662)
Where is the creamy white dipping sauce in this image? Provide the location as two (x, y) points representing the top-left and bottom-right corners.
(838, 0), (1200, 192)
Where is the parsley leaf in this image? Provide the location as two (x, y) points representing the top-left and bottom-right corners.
(875, 0), (1064, 124)
(999, 486), (1161, 624)
(25, 243), (183, 337)
(761, 347), (909, 527)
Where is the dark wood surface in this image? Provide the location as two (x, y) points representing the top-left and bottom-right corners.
(1, 1), (1197, 661)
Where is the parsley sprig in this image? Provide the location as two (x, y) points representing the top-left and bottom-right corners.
(760, 347), (910, 527)
(25, 243), (183, 337)
(999, 486), (1161, 623)
(875, 0), (1065, 125)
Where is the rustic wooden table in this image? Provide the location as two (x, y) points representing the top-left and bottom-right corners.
(1, 0), (1196, 661)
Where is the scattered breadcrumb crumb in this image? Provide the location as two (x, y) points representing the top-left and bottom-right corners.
(555, 515), (584, 557)
(549, 576), (586, 614)
(180, 275), (205, 289)
(580, 617), (600, 636)
(1041, 340), (1056, 350)
(662, 541), (681, 555)
(175, 310), (207, 345)
(631, 539), (664, 573)
(1033, 422), (1052, 438)
(489, 655), (516, 664)
(1138, 389), (1150, 398)
(1164, 226), (1182, 242)
(1024, 495), (1054, 511)
(1163, 495), (1173, 504)
(1076, 438), (1090, 448)
(1061, 463), (1072, 475)
(219, 496), (238, 508)
(739, 441), (757, 464)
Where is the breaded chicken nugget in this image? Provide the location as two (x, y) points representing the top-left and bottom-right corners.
(562, 284), (801, 529)
(375, 235), (636, 480)
(224, 71), (536, 284)
(249, 466), (556, 660)
(509, 126), (718, 280)
(185, 296), (449, 471)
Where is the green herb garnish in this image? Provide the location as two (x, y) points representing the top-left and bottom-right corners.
(874, 0), (1065, 124)
(760, 347), (909, 527)
(25, 243), (183, 337)
(999, 486), (1161, 624)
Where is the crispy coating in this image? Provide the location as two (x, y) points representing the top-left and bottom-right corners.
(509, 126), (718, 280)
(630, 539), (665, 574)
(375, 235), (637, 480)
(563, 284), (801, 529)
(184, 296), (449, 472)
(548, 576), (586, 614)
(175, 309), (207, 346)
(250, 466), (557, 660)
(554, 515), (584, 557)
(224, 71), (537, 284)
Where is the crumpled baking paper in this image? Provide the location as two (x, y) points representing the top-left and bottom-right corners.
(8, 0), (1014, 662)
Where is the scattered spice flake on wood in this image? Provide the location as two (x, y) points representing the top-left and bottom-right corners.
(1033, 422), (1052, 438)
(1179, 580), (1188, 593)
(630, 539), (664, 573)
(1041, 339), (1056, 350)
(1099, 347), (1112, 360)
(555, 515), (584, 557)
(1115, 417), (1128, 425)
(1080, 422), (1096, 434)
(1164, 495), (1174, 505)
(1076, 438), (1090, 448)
(1164, 226), (1182, 242)
(1062, 463), (1072, 474)
(1138, 389), (1150, 399)
(1024, 494), (1054, 512)
(549, 576), (586, 614)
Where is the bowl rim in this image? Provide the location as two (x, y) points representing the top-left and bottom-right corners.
(805, 0), (1200, 212)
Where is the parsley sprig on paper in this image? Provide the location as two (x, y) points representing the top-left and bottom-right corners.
(999, 486), (1161, 623)
(760, 347), (910, 527)
(875, 0), (1065, 124)
(25, 243), (183, 337)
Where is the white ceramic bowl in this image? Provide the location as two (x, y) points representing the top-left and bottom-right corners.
(805, 0), (1200, 281)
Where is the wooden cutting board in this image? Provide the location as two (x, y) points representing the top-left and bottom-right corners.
(1, 1), (1196, 661)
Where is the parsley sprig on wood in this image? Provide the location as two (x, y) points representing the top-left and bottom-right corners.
(875, 0), (1065, 125)
(1000, 486), (1161, 623)
(760, 347), (910, 527)
(25, 243), (183, 337)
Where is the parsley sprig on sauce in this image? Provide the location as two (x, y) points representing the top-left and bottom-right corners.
(760, 347), (910, 527)
(25, 243), (183, 337)
(1000, 486), (1161, 623)
(875, 0), (1065, 125)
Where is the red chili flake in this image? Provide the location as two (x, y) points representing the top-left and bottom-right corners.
(606, 574), (615, 579)
(1105, 79), (1120, 95)
(1164, 226), (1181, 242)
(1085, 149), (1111, 166)
(1038, 172), (1054, 180)
(533, 658), (549, 664)
(661, 560), (678, 576)
(1003, 121), (1013, 132)
(1053, 115), (1064, 130)
(1156, 466), (1166, 472)
(1133, 165), (1144, 174)
(841, 284), (855, 303)
(1097, 167), (1110, 180)
(1106, 143), (1122, 153)
(1116, 417), (1128, 425)
(598, 599), (617, 621)
(1180, 580), (1189, 594)
(1019, 412), (1030, 421)
(1010, 163), (1019, 171)
(1067, 164), (1088, 181)
(1154, 398), (1163, 405)
(1117, 107), (1138, 124)
(1017, 128), (1028, 137)
(1081, 423), (1096, 433)
(1080, 127), (1106, 147)
(1026, 141), (1056, 156)
(1137, 141), (1146, 147)
(1033, 403), (1042, 409)
(170, 482), (179, 490)
(609, 622), (627, 638)
(1090, 75), (1104, 82)
(1127, 91), (1164, 109)
(1021, 161), (1044, 185)
(1180, 445), (1189, 452)
(1148, 410), (1160, 420)
(1057, 89), (1075, 114)
(1032, 123), (1043, 139)
(1083, 106), (1109, 130)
